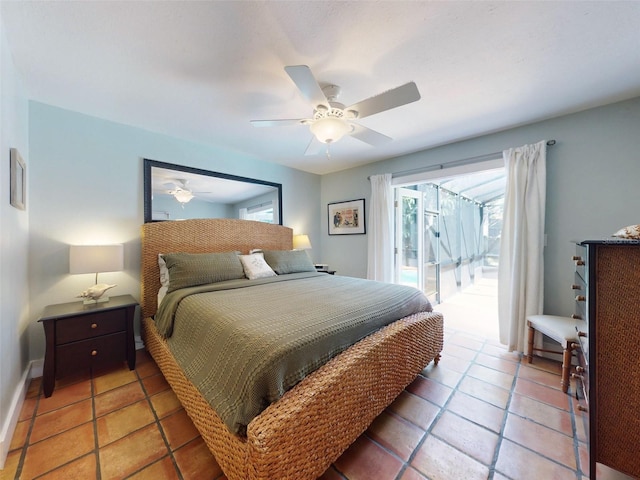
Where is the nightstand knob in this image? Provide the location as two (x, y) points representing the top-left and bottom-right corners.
(575, 295), (586, 302)
(91, 323), (98, 329)
(571, 314), (582, 320)
(91, 350), (98, 356)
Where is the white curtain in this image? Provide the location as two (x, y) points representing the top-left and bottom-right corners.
(498, 141), (547, 352)
(367, 173), (394, 282)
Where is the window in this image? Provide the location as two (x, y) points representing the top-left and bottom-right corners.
(241, 201), (275, 224)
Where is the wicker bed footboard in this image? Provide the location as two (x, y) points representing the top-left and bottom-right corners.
(142, 311), (443, 480)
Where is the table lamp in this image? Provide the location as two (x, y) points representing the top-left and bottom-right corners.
(69, 244), (123, 304)
(292, 234), (312, 250)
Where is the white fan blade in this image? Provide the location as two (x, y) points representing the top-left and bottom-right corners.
(250, 119), (307, 127)
(285, 65), (329, 109)
(304, 136), (324, 156)
(349, 123), (392, 146)
(347, 82), (420, 119)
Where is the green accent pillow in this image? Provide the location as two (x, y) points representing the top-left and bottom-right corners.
(262, 250), (316, 275)
(162, 251), (245, 293)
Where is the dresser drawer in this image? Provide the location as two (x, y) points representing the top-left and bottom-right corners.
(572, 271), (587, 321)
(56, 332), (127, 376)
(575, 329), (589, 392)
(56, 310), (126, 344)
(573, 243), (587, 282)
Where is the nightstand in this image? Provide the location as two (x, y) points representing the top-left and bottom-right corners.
(39, 294), (138, 397)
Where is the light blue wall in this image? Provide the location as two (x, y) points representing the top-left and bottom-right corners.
(321, 97), (640, 316)
(0, 12), (30, 466)
(27, 102), (321, 360)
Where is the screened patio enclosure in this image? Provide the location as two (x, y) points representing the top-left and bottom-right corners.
(394, 167), (505, 305)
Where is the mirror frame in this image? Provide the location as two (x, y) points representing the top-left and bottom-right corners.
(143, 158), (283, 224)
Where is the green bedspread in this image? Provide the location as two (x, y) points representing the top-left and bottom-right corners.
(155, 272), (432, 435)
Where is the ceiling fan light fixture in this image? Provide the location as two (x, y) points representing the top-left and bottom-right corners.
(310, 116), (351, 144)
(172, 189), (194, 204)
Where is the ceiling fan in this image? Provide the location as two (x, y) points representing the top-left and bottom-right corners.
(162, 180), (209, 206)
(250, 65), (421, 155)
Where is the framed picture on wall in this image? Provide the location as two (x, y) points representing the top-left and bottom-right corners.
(10, 148), (26, 210)
(328, 198), (365, 235)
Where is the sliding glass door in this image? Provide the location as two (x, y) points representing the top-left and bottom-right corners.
(395, 186), (440, 302)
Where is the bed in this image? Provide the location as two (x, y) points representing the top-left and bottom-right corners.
(140, 218), (443, 480)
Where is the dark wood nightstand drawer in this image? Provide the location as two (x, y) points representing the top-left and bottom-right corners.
(56, 310), (126, 344)
(56, 332), (127, 376)
(40, 294), (138, 397)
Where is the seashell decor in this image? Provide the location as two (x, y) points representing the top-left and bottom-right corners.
(77, 283), (117, 300)
(612, 224), (640, 240)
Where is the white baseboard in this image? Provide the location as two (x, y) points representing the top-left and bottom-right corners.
(0, 359), (41, 470)
(30, 359), (44, 379)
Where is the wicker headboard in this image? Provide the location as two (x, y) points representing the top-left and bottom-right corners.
(140, 218), (293, 318)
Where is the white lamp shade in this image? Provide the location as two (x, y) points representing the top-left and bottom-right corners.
(293, 234), (312, 250)
(69, 244), (124, 275)
(173, 189), (194, 203)
(310, 117), (351, 144)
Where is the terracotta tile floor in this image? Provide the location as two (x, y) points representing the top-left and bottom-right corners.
(3, 326), (590, 480)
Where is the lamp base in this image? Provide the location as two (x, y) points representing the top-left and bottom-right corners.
(82, 296), (110, 305)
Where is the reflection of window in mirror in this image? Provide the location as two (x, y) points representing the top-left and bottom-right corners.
(152, 211), (170, 221)
(240, 201), (275, 223)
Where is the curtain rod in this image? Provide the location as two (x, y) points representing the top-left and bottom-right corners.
(369, 140), (556, 180)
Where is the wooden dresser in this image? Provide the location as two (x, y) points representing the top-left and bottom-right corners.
(573, 240), (640, 479)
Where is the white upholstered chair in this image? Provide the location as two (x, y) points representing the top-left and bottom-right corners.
(526, 315), (581, 394)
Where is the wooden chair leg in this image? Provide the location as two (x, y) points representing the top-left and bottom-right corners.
(527, 324), (535, 363)
(561, 346), (572, 393)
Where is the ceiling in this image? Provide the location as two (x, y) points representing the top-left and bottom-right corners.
(2, 1), (640, 175)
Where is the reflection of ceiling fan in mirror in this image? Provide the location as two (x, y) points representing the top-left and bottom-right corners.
(162, 180), (210, 206)
(250, 65), (421, 156)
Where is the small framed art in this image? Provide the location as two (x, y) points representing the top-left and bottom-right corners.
(10, 148), (26, 210)
(328, 198), (365, 235)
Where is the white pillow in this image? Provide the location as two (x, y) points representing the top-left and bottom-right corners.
(239, 253), (277, 280)
(157, 285), (168, 306)
(157, 254), (170, 306)
(158, 253), (170, 287)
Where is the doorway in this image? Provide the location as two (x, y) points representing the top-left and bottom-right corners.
(393, 162), (505, 338)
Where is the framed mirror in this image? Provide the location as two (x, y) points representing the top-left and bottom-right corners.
(143, 159), (283, 224)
